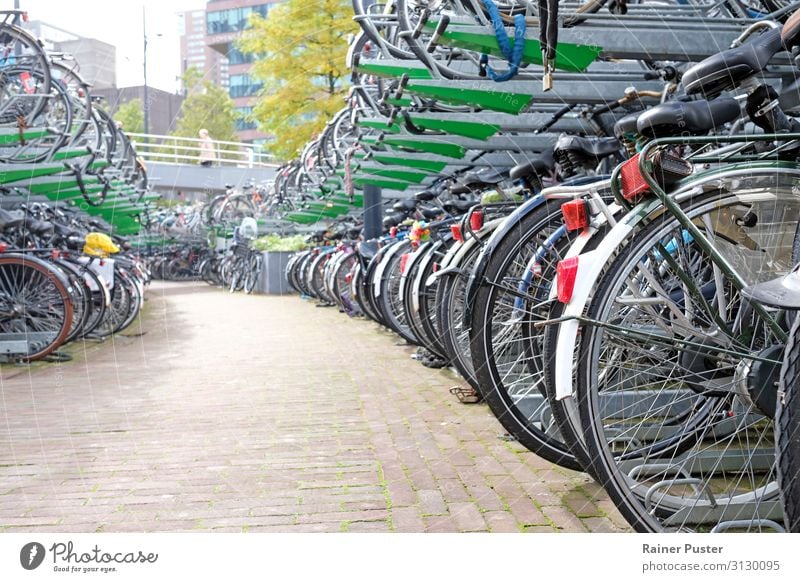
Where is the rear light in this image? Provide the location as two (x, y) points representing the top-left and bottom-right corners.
(399, 253), (409, 274)
(557, 257), (579, 303)
(450, 224), (463, 242)
(619, 153), (649, 202)
(470, 209), (484, 231)
(561, 199), (590, 231)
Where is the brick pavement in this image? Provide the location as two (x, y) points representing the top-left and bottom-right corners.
(0, 282), (629, 533)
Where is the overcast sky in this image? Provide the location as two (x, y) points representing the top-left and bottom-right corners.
(2, 0), (208, 92)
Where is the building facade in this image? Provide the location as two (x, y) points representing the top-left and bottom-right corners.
(24, 20), (116, 89)
(94, 86), (184, 136)
(179, 1), (277, 144)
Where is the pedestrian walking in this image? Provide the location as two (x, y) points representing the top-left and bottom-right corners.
(198, 128), (215, 167)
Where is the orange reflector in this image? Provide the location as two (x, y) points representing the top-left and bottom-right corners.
(619, 153), (650, 202)
(557, 257), (579, 303)
(399, 253), (409, 274)
(561, 199), (589, 231)
(470, 209), (484, 231)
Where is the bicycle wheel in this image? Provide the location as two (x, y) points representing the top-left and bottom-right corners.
(469, 198), (582, 469)
(0, 254), (73, 361)
(243, 253), (262, 294)
(94, 271), (133, 337)
(777, 313), (800, 532)
(577, 181), (798, 532)
(437, 239), (486, 393)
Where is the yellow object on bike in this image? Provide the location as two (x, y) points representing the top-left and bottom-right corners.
(83, 232), (120, 257)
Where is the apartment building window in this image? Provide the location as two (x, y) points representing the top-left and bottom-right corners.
(229, 74), (263, 98)
(227, 44), (254, 65)
(207, 4), (271, 34)
(235, 106), (257, 131)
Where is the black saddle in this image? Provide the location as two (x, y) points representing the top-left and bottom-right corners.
(415, 190), (436, 202)
(0, 209), (24, 231)
(783, 9), (800, 49)
(442, 199), (475, 214)
(450, 168), (507, 194)
(555, 135), (620, 161)
(392, 199), (417, 213)
(682, 27), (783, 98)
(419, 206), (441, 220)
(24, 218), (54, 237)
(509, 147), (556, 183)
(613, 111), (645, 140)
(636, 97), (741, 139)
(382, 212), (406, 229)
(358, 240), (380, 261)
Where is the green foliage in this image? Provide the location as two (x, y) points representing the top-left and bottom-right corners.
(114, 98), (144, 134)
(172, 67), (240, 144)
(238, 0), (358, 161)
(252, 234), (308, 252)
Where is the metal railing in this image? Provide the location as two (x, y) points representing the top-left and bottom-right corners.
(127, 133), (279, 169)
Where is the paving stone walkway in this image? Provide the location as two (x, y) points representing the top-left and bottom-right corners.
(0, 282), (628, 533)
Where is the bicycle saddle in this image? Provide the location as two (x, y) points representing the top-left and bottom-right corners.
(419, 206), (442, 220)
(53, 222), (82, 239)
(392, 199), (417, 213)
(613, 111), (645, 140)
(415, 190), (436, 202)
(509, 147), (556, 182)
(24, 218), (55, 237)
(442, 199), (475, 214)
(382, 212), (406, 228)
(636, 97), (741, 139)
(358, 240), (380, 261)
(682, 27), (783, 98)
(0, 209), (24, 231)
(783, 9), (800, 49)
(555, 135), (620, 161)
(448, 169), (502, 195)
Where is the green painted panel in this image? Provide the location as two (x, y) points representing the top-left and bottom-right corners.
(424, 21), (602, 72)
(409, 117), (500, 140)
(383, 137), (465, 159)
(0, 163), (66, 185)
(371, 155), (447, 173)
(356, 63), (432, 79)
(406, 83), (531, 115)
(358, 120), (401, 134)
(356, 167), (428, 183)
(385, 97), (413, 107)
(0, 128), (49, 144)
(353, 177), (410, 191)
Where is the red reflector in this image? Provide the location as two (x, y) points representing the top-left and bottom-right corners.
(399, 253), (409, 274)
(345, 273), (353, 283)
(562, 199), (589, 231)
(619, 153), (650, 202)
(470, 209), (484, 231)
(22, 12), (29, 22)
(450, 224), (463, 242)
(0, 242), (8, 253)
(390, 226), (397, 238)
(557, 257), (579, 304)
(433, 262), (439, 273)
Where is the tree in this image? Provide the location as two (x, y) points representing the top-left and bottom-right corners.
(172, 67), (240, 144)
(238, 0), (357, 161)
(113, 98), (144, 134)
